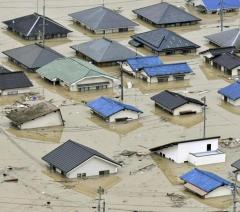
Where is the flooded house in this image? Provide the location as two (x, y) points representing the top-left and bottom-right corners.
(218, 81), (240, 106)
(42, 140), (121, 178)
(3, 13), (72, 40)
(6, 101), (64, 130)
(231, 159), (240, 181)
(69, 6), (138, 34)
(150, 136), (225, 166)
(151, 90), (204, 116)
(87, 96), (143, 122)
(180, 168), (232, 198)
(129, 28), (200, 55)
(36, 58), (119, 92)
(133, 2), (201, 27)
(70, 38), (137, 66)
(0, 70), (33, 96)
(2, 44), (64, 72)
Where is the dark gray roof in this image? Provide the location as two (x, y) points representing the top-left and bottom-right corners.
(0, 71), (33, 90)
(133, 2), (201, 25)
(69, 6), (138, 30)
(42, 140), (120, 173)
(3, 13), (72, 37)
(2, 44), (64, 70)
(212, 53), (240, 70)
(199, 46), (237, 56)
(231, 159), (240, 170)
(71, 38), (137, 63)
(0, 66), (11, 74)
(205, 29), (240, 49)
(151, 90), (204, 111)
(131, 28), (200, 52)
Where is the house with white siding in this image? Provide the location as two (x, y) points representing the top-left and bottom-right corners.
(42, 140), (121, 178)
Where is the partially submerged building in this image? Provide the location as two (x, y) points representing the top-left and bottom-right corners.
(0, 71), (33, 95)
(3, 13), (72, 40)
(180, 168), (232, 198)
(129, 28), (200, 55)
(218, 81), (240, 106)
(71, 38), (137, 66)
(87, 96), (143, 122)
(2, 44), (64, 72)
(133, 2), (201, 27)
(42, 140), (121, 178)
(231, 159), (240, 181)
(151, 90), (204, 116)
(69, 6), (138, 34)
(6, 101), (64, 129)
(150, 136), (225, 166)
(36, 58), (118, 92)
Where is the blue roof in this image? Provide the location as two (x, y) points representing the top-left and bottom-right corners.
(202, 0), (240, 11)
(87, 96), (143, 118)
(218, 81), (240, 101)
(143, 63), (192, 77)
(127, 56), (162, 72)
(180, 168), (231, 193)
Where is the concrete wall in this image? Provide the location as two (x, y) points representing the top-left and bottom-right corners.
(19, 111), (63, 130)
(188, 152), (225, 166)
(205, 186), (232, 198)
(109, 110), (140, 122)
(173, 103), (203, 116)
(1, 87), (32, 96)
(66, 156), (119, 178)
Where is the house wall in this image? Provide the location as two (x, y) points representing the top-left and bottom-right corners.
(155, 146), (179, 162)
(66, 156), (119, 178)
(1, 87), (32, 96)
(205, 186), (232, 198)
(237, 173), (240, 182)
(232, 66), (240, 77)
(173, 103), (203, 116)
(121, 62), (136, 76)
(109, 110), (140, 122)
(220, 95), (240, 106)
(188, 152), (225, 166)
(19, 111), (63, 130)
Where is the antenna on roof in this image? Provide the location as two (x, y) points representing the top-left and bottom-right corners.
(220, 0), (224, 32)
(42, 0), (46, 47)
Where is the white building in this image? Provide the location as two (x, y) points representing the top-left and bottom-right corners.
(42, 140), (121, 178)
(150, 136), (225, 166)
(6, 102), (64, 130)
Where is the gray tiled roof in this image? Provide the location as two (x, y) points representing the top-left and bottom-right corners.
(231, 159), (240, 170)
(131, 28), (200, 52)
(42, 140), (120, 173)
(133, 2), (201, 25)
(212, 53), (240, 70)
(71, 38), (137, 63)
(199, 46), (237, 56)
(0, 66), (11, 74)
(205, 28), (240, 49)
(2, 44), (64, 70)
(69, 6), (138, 30)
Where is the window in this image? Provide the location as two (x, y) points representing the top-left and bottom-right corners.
(207, 144), (212, 151)
(77, 173), (86, 178)
(99, 170), (110, 176)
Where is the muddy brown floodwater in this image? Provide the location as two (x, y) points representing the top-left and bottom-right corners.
(0, 0), (239, 212)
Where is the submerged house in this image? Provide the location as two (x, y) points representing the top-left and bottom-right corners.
(231, 159), (240, 182)
(42, 140), (121, 178)
(218, 81), (240, 106)
(180, 168), (232, 198)
(150, 136), (225, 166)
(6, 101), (64, 129)
(2, 44), (64, 72)
(3, 13), (72, 40)
(133, 2), (201, 27)
(69, 6), (138, 34)
(151, 90), (204, 116)
(0, 71), (33, 95)
(71, 38), (137, 66)
(87, 96), (143, 122)
(129, 28), (200, 55)
(36, 58), (119, 92)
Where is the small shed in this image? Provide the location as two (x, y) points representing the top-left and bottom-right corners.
(6, 101), (64, 129)
(70, 38), (137, 66)
(69, 6), (138, 34)
(133, 2), (201, 27)
(231, 159), (240, 182)
(130, 28), (200, 55)
(150, 136), (225, 166)
(0, 71), (33, 95)
(180, 168), (232, 198)
(151, 90), (204, 116)
(42, 140), (121, 178)
(218, 81), (240, 106)
(3, 13), (72, 40)
(2, 44), (64, 72)
(87, 96), (143, 122)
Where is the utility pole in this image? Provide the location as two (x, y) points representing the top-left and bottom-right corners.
(42, 0), (46, 47)
(97, 186), (104, 212)
(102, 0), (104, 7)
(121, 68), (124, 101)
(201, 96), (206, 138)
(37, 0), (39, 13)
(220, 0), (224, 31)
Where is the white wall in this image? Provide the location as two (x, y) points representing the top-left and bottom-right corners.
(66, 156), (119, 178)
(1, 87), (32, 96)
(231, 66), (240, 77)
(121, 62), (136, 76)
(188, 152), (225, 166)
(19, 111), (63, 129)
(220, 95), (240, 106)
(173, 103), (203, 116)
(237, 173), (240, 182)
(109, 110), (140, 122)
(155, 145), (178, 162)
(205, 186), (232, 198)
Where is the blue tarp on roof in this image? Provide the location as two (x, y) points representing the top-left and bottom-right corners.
(180, 168), (231, 193)
(143, 63), (192, 77)
(218, 81), (240, 101)
(127, 56), (162, 72)
(87, 96), (143, 118)
(202, 0), (240, 11)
